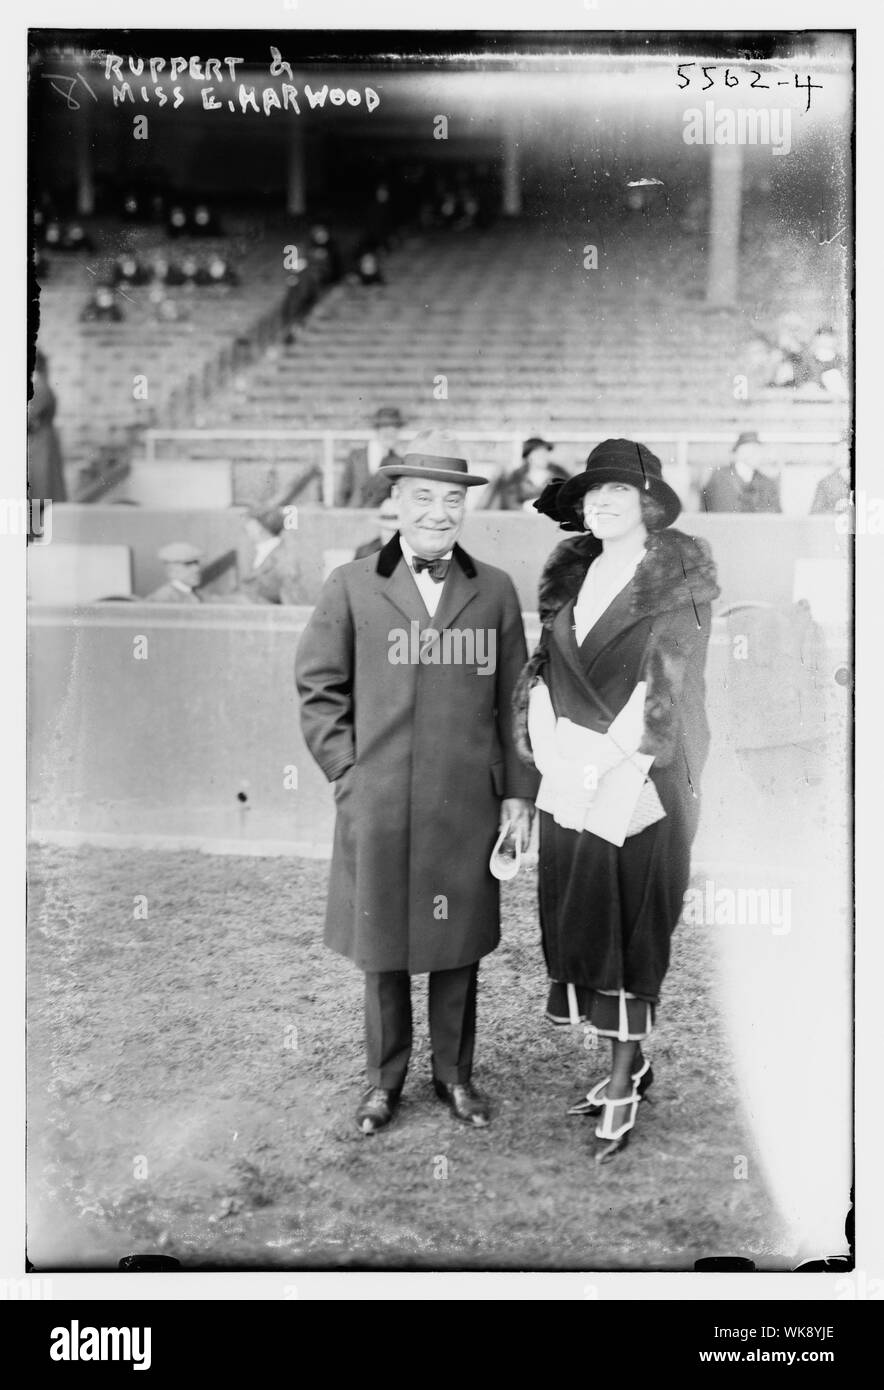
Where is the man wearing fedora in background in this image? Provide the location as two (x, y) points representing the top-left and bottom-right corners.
(338, 405), (406, 507)
(701, 430), (782, 513)
(296, 429), (538, 1134)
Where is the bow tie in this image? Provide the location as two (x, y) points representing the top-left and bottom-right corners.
(412, 556), (451, 582)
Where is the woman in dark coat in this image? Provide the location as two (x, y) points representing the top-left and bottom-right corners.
(513, 439), (719, 1158)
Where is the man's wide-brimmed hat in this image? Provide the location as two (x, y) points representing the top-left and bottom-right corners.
(732, 430), (761, 451)
(372, 405), (405, 429)
(379, 429), (488, 487)
(535, 438), (681, 530)
(158, 541), (203, 563)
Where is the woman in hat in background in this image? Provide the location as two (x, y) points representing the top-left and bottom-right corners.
(513, 440), (719, 1159)
(485, 437), (570, 511)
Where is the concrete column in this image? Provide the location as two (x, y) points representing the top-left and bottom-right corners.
(74, 105), (95, 217)
(286, 125), (306, 216)
(705, 141), (743, 307)
(502, 116), (522, 217)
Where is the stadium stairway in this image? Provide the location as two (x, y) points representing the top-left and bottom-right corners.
(33, 215), (312, 498)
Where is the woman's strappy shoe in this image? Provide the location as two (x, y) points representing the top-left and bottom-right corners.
(594, 1086), (641, 1163)
(567, 1056), (653, 1116)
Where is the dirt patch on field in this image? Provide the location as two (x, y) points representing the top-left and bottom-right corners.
(27, 844), (788, 1271)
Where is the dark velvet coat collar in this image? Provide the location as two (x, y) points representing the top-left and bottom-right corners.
(375, 532), (477, 580)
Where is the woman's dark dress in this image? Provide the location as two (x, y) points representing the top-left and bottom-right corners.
(514, 529), (719, 1036)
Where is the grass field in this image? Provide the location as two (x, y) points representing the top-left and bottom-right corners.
(26, 843), (789, 1272)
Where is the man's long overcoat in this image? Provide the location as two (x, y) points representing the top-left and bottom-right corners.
(296, 534), (539, 974)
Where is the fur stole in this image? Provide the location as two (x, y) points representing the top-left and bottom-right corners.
(513, 529), (720, 767)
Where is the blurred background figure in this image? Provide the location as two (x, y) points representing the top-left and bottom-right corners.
(338, 406), (405, 506)
(354, 244), (385, 286)
(233, 505), (301, 604)
(80, 285), (124, 323)
(149, 254), (185, 288)
(64, 222), (95, 252)
(307, 223), (343, 284)
(354, 498), (400, 558)
(485, 437), (570, 510)
(112, 253), (150, 287)
(166, 203), (189, 237)
(145, 542), (204, 602)
(768, 311), (815, 388)
(808, 326), (847, 398)
(192, 202), (222, 236)
(28, 350), (67, 503)
(206, 253), (239, 287)
(811, 436), (852, 514)
(701, 431), (781, 513)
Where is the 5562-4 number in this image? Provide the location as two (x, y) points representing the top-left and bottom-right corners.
(676, 66), (822, 112)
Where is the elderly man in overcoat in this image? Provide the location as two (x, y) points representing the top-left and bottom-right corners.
(296, 430), (538, 1133)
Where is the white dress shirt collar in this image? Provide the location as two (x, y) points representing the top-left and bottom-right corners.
(399, 536), (453, 619)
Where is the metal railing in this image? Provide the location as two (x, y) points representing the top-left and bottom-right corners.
(141, 428), (848, 508)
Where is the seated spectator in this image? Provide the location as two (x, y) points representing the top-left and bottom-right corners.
(179, 254), (211, 286)
(192, 203), (222, 236)
(64, 222), (95, 252)
(485, 437), (570, 510)
(810, 438), (852, 514)
(808, 326), (847, 398)
(453, 185), (480, 231)
(232, 506), (301, 604)
(112, 254), (150, 287)
(354, 499), (400, 558)
(206, 254), (239, 287)
(307, 223), (343, 284)
(44, 220), (95, 253)
(154, 295), (190, 324)
(145, 542), (204, 602)
(348, 240), (383, 286)
(28, 350), (67, 503)
(149, 254), (186, 287)
(80, 285), (124, 323)
(701, 431), (781, 513)
(338, 406), (405, 506)
(768, 312), (816, 388)
(166, 203), (189, 236)
(438, 185), (459, 228)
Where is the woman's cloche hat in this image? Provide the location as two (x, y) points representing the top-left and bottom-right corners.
(534, 438), (681, 531)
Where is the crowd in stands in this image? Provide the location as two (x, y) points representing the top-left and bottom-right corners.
(745, 313), (848, 399)
(29, 175), (851, 601)
(78, 246), (241, 323)
(32, 194), (243, 325)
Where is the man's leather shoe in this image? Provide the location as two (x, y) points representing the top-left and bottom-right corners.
(433, 1078), (490, 1127)
(356, 1086), (400, 1134)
